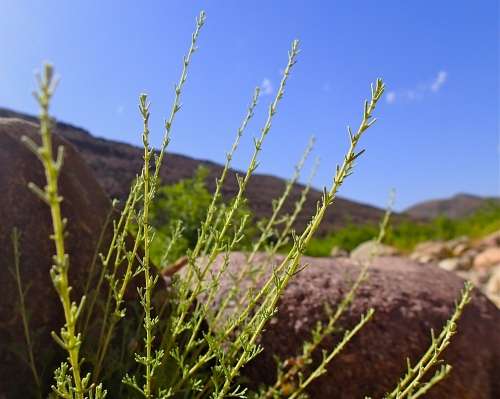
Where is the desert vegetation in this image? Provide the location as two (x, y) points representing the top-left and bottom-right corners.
(8, 11), (478, 399)
(151, 173), (500, 259)
(304, 202), (500, 256)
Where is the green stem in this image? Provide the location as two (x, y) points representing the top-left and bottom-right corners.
(216, 78), (385, 398)
(11, 229), (42, 397)
(140, 94), (153, 399)
(28, 64), (85, 399)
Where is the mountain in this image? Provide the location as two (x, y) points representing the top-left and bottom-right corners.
(405, 193), (500, 220)
(0, 107), (391, 235)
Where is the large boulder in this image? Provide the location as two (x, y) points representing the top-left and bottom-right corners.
(208, 253), (500, 398)
(0, 118), (116, 397)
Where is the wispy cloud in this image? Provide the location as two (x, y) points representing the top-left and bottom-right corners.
(386, 91), (396, 104)
(430, 70), (447, 92)
(116, 105), (125, 115)
(386, 70), (448, 104)
(261, 78), (273, 96)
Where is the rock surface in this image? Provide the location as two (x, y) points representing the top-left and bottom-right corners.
(350, 239), (399, 261)
(438, 256), (472, 272)
(208, 253), (500, 399)
(0, 118), (114, 397)
(474, 247), (500, 270)
(410, 240), (452, 263)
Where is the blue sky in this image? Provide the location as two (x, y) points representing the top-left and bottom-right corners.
(1, 1), (498, 210)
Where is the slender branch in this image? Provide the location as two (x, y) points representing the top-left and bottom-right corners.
(25, 63), (85, 399)
(10, 229), (42, 397)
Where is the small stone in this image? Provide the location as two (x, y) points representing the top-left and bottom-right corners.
(438, 258), (461, 271)
(330, 246), (349, 258)
(452, 242), (469, 257)
(350, 240), (399, 262)
(410, 253), (434, 264)
(478, 230), (500, 248)
(456, 270), (480, 286)
(411, 240), (451, 262)
(485, 265), (500, 307)
(474, 247), (500, 270)
(447, 236), (469, 252)
(463, 248), (480, 259)
(486, 266), (500, 295)
(439, 256), (473, 272)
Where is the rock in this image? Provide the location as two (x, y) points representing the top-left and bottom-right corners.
(350, 240), (399, 262)
(330, 246), (349, 258)
(462, 248), (480, 260)
(410, 240), (451, 263)
(0, 119), (133, 397)
(439, 256), (472, 272)
(445, 236), (470, 256)
(478, 230), (500, 248)
(438, 258), (461, 271)
(485, 266), (500, 307)
(209, 253), (500, 398)
(447, 235), (469, 249)
(452, 242), (469, 256)
(455, 270), (480, 287)
(473, 247), (500, 270)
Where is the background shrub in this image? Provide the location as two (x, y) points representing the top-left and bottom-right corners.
(305, 201), (500, 256)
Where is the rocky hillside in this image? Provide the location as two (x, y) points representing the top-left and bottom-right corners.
(405, 193), (500, 220)
(0, 107), (390, 235)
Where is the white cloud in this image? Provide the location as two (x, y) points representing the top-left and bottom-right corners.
(261, 78), (273, 96)
(430, 70), (447, 92)
(386, 70), (448, 105)
(116, 105), (124, 115)
(386, 91), (396, 104)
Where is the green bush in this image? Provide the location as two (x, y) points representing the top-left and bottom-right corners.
(150, 165), (257, 267)
(149, 166), (213, 265)
(304, 223), (379, 256)
(14, 11), (473, 399)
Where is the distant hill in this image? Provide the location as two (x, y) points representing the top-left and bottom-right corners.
(0, 107), (391, 235)
(405, 193), (500, 220)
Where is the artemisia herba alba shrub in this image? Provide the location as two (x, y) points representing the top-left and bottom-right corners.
(15, 10), (472, 399)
